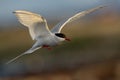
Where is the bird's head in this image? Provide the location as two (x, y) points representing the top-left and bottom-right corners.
(55, 33), (71, 41)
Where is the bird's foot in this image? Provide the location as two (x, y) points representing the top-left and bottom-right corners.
(42, 45), (52, 50)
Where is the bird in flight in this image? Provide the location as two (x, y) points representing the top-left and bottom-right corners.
(6, 6), (105, 64)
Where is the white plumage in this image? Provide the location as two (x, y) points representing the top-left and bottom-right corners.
(6, 6), (105, 64)
(14, 10), (51, 40)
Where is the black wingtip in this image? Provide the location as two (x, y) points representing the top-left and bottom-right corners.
(12, 11), (16, 14)
(99, 5), (108, 9)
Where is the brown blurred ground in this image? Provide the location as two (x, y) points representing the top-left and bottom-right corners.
(0, 60), (120, 80)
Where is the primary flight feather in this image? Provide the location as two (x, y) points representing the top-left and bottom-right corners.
(6, 6), (105, 64)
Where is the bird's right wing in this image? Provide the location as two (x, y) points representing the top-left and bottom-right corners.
(51, 6), (105, 33)
(14, 10), (51, 40)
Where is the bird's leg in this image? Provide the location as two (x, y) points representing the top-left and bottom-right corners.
(42, 45), (52, 50)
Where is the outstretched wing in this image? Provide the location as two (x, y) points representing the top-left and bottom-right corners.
(51, 6), (105, 33)
(14, 10), (51, 40)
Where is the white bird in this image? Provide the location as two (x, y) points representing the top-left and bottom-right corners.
(6, 6), (105, 64)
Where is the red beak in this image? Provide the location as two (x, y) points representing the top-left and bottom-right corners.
(65, 38), (71, 41)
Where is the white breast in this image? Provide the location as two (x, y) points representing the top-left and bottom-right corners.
(37, 34), (64, 46)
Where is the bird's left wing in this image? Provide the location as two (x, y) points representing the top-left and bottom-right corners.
(51, 6), (105, 33)
(14, 10), (51, 40)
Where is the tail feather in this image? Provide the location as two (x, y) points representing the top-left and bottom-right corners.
(6, 53), (25, 64)
(6, 49), (33, 64)
(6, 46), (41, 64)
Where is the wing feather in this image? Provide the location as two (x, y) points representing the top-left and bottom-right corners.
(14, 10), (51, 40)
(51, 6), (105, 33)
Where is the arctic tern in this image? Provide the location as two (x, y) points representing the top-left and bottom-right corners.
(6, 6), (105, 64)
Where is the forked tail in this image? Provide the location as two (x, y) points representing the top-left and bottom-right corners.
(6, 46), (41, 64)
(6, 53), (26, 64)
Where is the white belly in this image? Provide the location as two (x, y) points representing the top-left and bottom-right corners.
(38, 35), (63, 46)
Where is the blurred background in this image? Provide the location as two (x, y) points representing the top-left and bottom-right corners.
(0, 0), (120, 80)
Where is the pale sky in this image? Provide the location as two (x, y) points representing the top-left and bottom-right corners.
(0, 0), (119, 28)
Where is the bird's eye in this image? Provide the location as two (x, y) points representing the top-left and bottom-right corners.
(55, 33), (66, 38)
